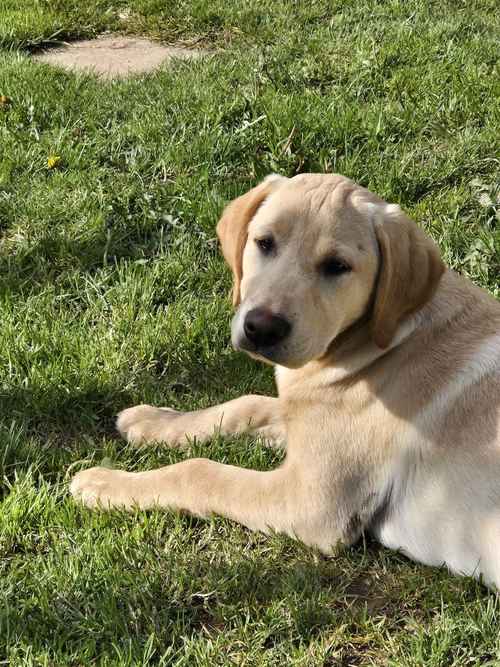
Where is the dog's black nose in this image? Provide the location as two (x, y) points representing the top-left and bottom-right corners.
(243, 308), (291, 348)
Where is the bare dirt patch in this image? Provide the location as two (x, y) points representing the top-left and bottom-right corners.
(33, 35), (205, 78)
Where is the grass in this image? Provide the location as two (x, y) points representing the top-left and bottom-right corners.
(0, 0), (499, 664)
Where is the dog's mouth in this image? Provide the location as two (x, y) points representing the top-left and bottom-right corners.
(234, 334), (310, 369)
(234, 336), (280, 364)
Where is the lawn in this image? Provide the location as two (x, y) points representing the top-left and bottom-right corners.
(0, 0), (499, 664)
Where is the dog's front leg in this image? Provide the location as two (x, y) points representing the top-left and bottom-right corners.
(117, 395), (285, 449)
(70, 459), (316, 543)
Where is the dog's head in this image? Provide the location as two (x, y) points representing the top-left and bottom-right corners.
(217, 173), (444, 368)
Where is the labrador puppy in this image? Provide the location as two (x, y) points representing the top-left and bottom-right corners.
(71, 174), (500, 587)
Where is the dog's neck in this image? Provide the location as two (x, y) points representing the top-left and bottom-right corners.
(317, 316), (420, 383)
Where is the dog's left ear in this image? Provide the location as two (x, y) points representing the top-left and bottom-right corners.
(217, 175), (286, 307)
(371, 204), (445, 348)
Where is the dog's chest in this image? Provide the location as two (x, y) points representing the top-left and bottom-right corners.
(369, 444), (500, 582)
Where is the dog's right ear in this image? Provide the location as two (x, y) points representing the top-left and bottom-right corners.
(216, 175), (286, 307)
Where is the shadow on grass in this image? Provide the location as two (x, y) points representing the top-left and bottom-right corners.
(0, 225), (172, 298)
(0, 386), (125, 438)
(1, 523), (483, 663)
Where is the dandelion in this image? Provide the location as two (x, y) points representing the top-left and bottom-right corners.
(0, 95), (12, 109)
(47, 155), (62, 169)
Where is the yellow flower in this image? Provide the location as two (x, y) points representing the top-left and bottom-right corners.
(47, 155), (62, 169)
(0, 95), (12, 108)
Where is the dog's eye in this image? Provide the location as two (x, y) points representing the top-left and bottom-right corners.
(320, 257), (352, 277)
(255, 237), (275, 255)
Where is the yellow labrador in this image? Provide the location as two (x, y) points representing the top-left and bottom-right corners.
(71, 174), (500, 587)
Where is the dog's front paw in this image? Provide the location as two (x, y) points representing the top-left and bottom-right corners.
(70, 466), (137, 509)
(117, 404), (184, 446)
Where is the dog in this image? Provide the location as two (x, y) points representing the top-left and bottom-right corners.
(71, 173), (500, 587)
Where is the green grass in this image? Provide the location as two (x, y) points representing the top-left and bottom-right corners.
(0, 0), (499, 664)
